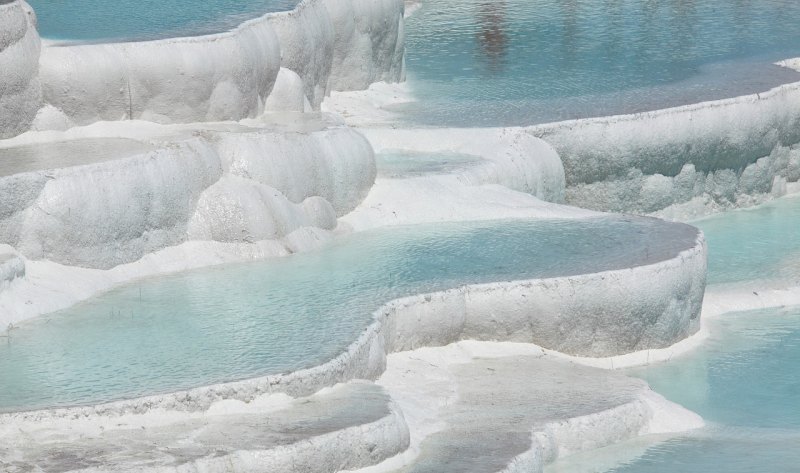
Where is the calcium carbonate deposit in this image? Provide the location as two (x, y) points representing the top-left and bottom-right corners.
(0, 0), (798, 472)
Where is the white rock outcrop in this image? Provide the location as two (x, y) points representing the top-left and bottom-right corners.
(0, 0), (42, 139)
(0, 121), (375, 269)
(530, 81), (800, 214)
(35, 0), (405, 129)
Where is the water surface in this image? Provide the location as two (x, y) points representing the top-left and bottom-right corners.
(399, 0), (800, 126)
(612, 307), (800, 473)
(693, 195), (800, 286)
(546, 306), (800, 473)
(27, 0), (300, 42)
(0, 216), (696, 412)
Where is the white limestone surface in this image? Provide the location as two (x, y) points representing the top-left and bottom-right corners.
(362, 128), (566, 202)
(702, 282), (800, 319)
(345, 342), (703, 473)
(340, 127), (589, 230)
(0, 244), (24, 293)
(269, 0), (405, 108)
(0, 382), (411, 473)
(39, 20), (281, 125)
(0, 0), (42, 139)
(324, 65), (800, 218)
(528, 76), (800, 216)
(322, 81), (417, 128)
(0, 116), (374, 270)
(34, 0), (405, 129)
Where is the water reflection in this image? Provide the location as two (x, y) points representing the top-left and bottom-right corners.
(476, 1), (508, 73)
(403, 0), (800, 126)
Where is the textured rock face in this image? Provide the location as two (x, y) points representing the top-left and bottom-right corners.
(269, 0), (405, 108)
(0, 125), (375, 269)
(0, 0), (42, 139)
(36, 0), (405, 128)
(531, 82), (800, 214)
(39, 20), (282, 126)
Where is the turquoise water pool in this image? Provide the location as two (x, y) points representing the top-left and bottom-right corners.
(693, 195), (800, 286)
(27, 0), (299, 42)
(609, 307), (800, 473)
(0, 216), (696, 412)
(546, 197), (800, 473)
(398, 0), (800, 126)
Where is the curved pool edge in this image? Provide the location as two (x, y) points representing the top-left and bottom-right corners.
(528, 70), (800, 216)
(702, 281), (800, 319)
(4, 0), (405, 135)
(353, 341), (705, 473)
(324, 58), (800, 218)
(0, 227), (705, 421)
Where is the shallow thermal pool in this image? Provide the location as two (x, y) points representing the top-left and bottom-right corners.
(0, 216), (697, 412)
(693, 194), (800, 286)
(547, 196), (800, 473)
(547, 306), (800, 473)
(26, 0), (300, 42)
(398, 0), (800, 126)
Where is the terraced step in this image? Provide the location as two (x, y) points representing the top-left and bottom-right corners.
(367, 342), (702, 473)
(0, 382), (409, 473)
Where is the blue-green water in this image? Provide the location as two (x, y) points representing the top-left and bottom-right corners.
(398, 0), (800, 125)
(27, 0), (299, 42)
(609, 307), (800, 473)
(0, 217), (696, 412)
(547, 197), (800, 473)
(694, 195), (800, 286)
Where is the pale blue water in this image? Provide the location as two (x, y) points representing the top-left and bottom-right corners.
(608, 307), (800, 473)
(0, 217), (696, 412)
(545, 198), (800, 473)
(26, 0), (299, 42)
(375, 151), (484, 178)
(694, 195), (800, 286)
(398, 0), (800, 125)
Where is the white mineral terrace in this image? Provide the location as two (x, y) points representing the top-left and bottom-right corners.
(0, 0), (798, 471)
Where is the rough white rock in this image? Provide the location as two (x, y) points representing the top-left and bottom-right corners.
(0, 0), (42, 139)
(341, 127), (589, 230)
(361, 128), (566, 202)
(264, 67), (308, 112)
(2, 138), (222, 268)
(214, 126), (376, 215)
(0, 244), (24, 294)
(268, 0), (404, 109)
(187, 175), (337, 242)
(0, 120), (375, 269)
(0, 382), (411, 473)
(355, 342), (703, 473)
(530, 79), (800, 214)
(39, 19), (281, 126)
(34, 0), (405, 129)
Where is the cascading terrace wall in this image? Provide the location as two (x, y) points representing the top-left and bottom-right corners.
(0, 0), (405, 135)
(0, 228), (706, 420)
(0, 0), (41, 139)
(0, 127), (376, 269)
(530, 81), (800, 215)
